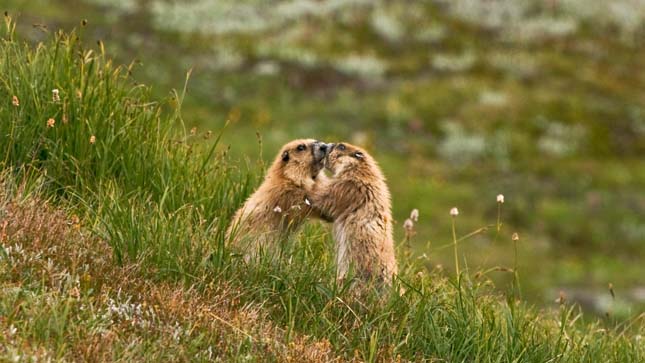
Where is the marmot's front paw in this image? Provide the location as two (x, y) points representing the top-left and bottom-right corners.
(304, 195), (334, 222)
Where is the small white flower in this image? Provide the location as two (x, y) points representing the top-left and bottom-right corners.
(403, 218), (414, 231)
(273, 206), (282, 213)
(450, 207), (459, 217)
(410, 209), (419, 222)
(512, 232), (519, 241)
(52, 89), (60, 102)
(497, 194), (505, 203)
(304, 198), (311, 206)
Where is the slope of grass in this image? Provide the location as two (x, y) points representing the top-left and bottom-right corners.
(1, 16), (643, 362)
(6, 0), (645, 314)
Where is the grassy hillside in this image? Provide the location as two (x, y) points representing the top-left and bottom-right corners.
(5, 0), (644, 312)
(1, 16), (643, 362)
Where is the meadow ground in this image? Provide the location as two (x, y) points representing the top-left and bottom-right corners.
(5, 0), (644, 313)
(1, 16), (644, 362)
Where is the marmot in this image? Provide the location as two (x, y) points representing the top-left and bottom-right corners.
(311, 142), (397, 284)
(227, 139), (329, 259)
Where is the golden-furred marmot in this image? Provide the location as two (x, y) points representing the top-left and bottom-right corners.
(227, 139), (330, 259)
(311, 142), (397, 284)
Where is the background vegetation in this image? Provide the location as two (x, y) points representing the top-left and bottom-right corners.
(0, 1), (643, 361)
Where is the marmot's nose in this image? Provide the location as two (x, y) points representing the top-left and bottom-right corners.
(319, 144), (327, 153)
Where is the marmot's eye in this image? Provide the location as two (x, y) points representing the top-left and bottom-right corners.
(297, 144), (306, 151)
(337, 144), (346, 151)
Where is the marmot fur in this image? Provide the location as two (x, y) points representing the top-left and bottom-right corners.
(227, 139), (329, 259)
(311, 142), (397, 284)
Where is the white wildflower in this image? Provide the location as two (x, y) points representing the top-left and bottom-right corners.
(450, 207), (459, 217)
(410, 209), (419, 222)
(497, 194), (504, 203)
(403, 218), (414, 231)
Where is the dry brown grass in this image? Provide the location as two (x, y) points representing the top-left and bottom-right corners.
(0, 178), (339, 362)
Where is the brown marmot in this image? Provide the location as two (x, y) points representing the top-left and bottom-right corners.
(227, 139), (329, 259)
(311, 142), (397, 284)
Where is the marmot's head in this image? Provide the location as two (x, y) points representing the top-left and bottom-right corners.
(272, 139), (329, 186)
(324, 142), (376, 177)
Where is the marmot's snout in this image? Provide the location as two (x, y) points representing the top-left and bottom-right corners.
(312, 141), (330, 163)
(319, 143), (328, 153)
(311, 141), (330, 177)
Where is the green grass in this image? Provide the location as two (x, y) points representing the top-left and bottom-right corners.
(1, 16), (643, 362)
(6, 0), (645, 311)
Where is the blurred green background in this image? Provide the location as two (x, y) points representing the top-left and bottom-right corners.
(5, 0), (644, 317)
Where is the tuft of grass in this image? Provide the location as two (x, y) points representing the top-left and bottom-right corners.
(1, 16), (643, 362)
(1, 14), (253, 269)
(0, 172), (341, 362)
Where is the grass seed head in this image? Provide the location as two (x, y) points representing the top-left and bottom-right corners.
(403, 218), (414, 232)
(52, 89), (60, 102)
(12, 95), (19, 106)
(47, 118), (55, 128)
(410, 208), (419, 222)
(512, 232), (519, 241)
(556, 290), (566, 305)
(90, 135), (96, 144)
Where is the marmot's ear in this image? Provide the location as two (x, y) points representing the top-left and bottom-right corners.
(282, 151), (290, 162)
(354, 151), (364, 159)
